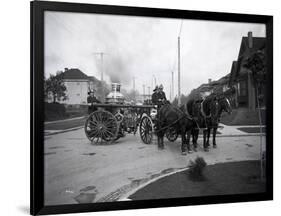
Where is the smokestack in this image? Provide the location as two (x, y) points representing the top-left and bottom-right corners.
(64, 68), (68, 72)
(248, 31), (253, 49)
(208, 78), (212, 84)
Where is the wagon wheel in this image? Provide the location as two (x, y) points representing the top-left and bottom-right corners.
(166, 127), (178, 142)
(139, 115), (153, 144)
(85, 110), (118, 144)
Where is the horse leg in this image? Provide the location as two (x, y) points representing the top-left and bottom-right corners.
(157, 131), (164, 150)
(213, 127), (217, 148)
(206, 128), (211, 147)
(191, 128), (198, 151)
(203, 129), (209, 152)
(180, 128), (188, 155)
(193, 128), (199, 150)
(186, 130), (193, 153)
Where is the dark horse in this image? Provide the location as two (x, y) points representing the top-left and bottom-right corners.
(187, 95), (232, 151)
(156, 103), (195, 154)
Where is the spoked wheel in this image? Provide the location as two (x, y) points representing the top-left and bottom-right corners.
(85, 110), (118, 144)
(139, 115), (153, 144)
(166, 127), (178, 142)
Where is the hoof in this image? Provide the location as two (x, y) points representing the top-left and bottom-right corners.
(181, 151), (187, 155)
(204, 148), (209, 152)
(193, 147), (198, 152)
(213, 145), (217, 148)
(188, 150), (193, 154)
(158, 146), (164, 150)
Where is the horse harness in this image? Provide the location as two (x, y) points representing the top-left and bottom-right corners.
(194, 98), (219, 129)
(155, 104), (192, 133)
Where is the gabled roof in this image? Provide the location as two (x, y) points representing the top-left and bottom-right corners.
(236, 37), (266, 77)
(88, 76), (100, 82)
(238, 37), (265, 59)
(229, 61), (238, 86)
(62, 68), (89, 80)
(229, 36), (266, 84)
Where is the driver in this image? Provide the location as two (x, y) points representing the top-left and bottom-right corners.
(87, 89), (101, 114)
(151, 85), (159, 106)
(157, 84), (167, 106)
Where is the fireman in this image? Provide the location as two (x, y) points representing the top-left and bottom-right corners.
(151, 85), (159, 106)
(157, 84), (167, 105)
(87, 90), (100, 114)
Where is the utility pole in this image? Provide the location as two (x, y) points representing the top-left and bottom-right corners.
(170, 84), (172, 101)
(133, 76), (136, 102)
(147, 86), (150, 98)
(153, 75), (157, 87)
(94, 52), (107, 102)
(177, 37), (181, 106)
(93, 52), (106, 81)
(171, 70), (174, 101)
(142, 84), (145, 102)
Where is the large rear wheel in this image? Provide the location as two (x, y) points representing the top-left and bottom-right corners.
(139, 115), (153, 144)
(85, 110), (118, 144)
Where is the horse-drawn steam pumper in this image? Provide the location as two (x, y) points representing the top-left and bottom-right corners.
(84, 83), (155, 144)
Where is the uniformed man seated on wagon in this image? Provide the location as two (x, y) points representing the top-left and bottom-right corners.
(151, 85), (159, 106)
(87, 89), (101, 114)
(152, 84), (167, 106)
(151, 84), (168, 127)
(157, 84), (167, 105)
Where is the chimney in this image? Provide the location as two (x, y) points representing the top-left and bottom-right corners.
(208, 78), (212, 84)
(248, 31), (253, 49)
(64, 68), (68, 72)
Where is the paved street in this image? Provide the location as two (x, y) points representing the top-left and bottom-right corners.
(44, 126), (266, 205)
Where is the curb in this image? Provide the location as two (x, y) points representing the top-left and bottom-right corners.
(117, 167), (191, 201)
(45, 116), (86, 125)
(208, 133), (266, 137)
(177, 133), (265, 138)
(44, 126), (84, 136)
(117, 159), (258, 201)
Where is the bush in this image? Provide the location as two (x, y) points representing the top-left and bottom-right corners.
(187, 157), (207, 181)
(45, 102), (68, 121)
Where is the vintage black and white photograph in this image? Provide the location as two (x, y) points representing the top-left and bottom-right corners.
(43, 11), (267, 205)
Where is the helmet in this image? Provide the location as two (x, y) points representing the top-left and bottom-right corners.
(153, 85), (159, 92)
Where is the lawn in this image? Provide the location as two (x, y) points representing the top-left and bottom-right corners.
(129, 160), (265, 200)
(220, 108), (266, 126)
(237, 127), (266, 133)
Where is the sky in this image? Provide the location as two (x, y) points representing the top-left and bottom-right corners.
(44, 11), (265, 99)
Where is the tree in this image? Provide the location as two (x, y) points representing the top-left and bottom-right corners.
(244, 50), (266, 87)
(45, 71), (67, 103)
(243, 49), (266, 180)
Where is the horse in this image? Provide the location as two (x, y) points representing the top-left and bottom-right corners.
(187, 95), (232, 151)
(156, 103), (195, 154)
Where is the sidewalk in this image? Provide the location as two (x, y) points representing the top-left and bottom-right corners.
(216, 123), (266, 137)
(45, 116), (86, 124)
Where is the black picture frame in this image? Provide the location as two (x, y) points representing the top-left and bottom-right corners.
(31, 1), (273, 215)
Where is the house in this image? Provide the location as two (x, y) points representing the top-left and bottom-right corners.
(62, 68), (90, 105)
(229, 32), (266, 110)
(187, 74), (231, 101)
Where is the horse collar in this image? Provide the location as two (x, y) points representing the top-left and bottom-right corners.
(201, 100), (211, 118)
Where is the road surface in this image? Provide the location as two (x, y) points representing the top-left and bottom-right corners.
(44, 127), (265, 205)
